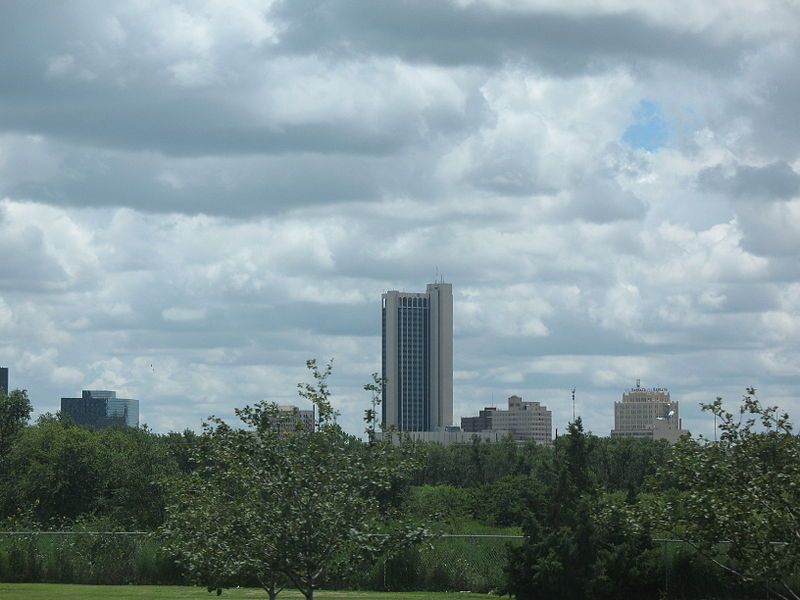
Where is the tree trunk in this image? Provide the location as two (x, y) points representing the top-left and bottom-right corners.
(259, 576), (282, 600)
(267, 581), (278, 600)
(303, 572), (314, 600)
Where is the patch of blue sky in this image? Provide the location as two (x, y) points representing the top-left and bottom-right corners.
(622, 100), (669, 151)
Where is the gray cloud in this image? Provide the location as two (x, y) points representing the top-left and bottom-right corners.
(272, 1), (747, 74)
(0, 2), (488, 158)
(739, 41), (800, 160)
(562, 178), (647, 223)
(3, 149), (392, 215)
(0, 75), (473, 158)
(0, 225), (70, 293)
(697, 162), (800, 258)
(699, 161), (800, 201)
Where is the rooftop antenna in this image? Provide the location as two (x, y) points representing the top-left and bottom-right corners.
(571, 388), (576, 422)
(636, 378), (641, 389)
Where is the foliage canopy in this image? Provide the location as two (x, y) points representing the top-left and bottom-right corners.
(163, 361), (423, 600)
(657, 389), (800, 600)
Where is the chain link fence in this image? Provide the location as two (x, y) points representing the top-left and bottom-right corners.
(0, 531), (181, 585)
(340, 534), (521, 593)
(0, 531), (521, 591)
(0, 531), (789, 597)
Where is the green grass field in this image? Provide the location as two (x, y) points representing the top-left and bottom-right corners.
(0, 584), (494, 599)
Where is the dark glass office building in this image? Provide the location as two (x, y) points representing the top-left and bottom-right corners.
(61, 390), (139, 430)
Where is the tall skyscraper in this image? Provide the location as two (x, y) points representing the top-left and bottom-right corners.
(0, 367), (8, 395)
(382, 282), (453, 431)
(61, 390), (139, 430)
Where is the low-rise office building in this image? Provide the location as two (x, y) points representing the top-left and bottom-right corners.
(462, 395), (553, 444)
(61, 390), (139, 430)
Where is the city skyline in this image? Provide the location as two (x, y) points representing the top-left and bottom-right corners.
(6, 354), (698, 442)
(0, 2), (798, 440)
(0, 357), (728, 442)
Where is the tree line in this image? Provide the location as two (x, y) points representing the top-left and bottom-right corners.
(1, 372), (798, 599)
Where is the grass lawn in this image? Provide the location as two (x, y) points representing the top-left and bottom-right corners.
(0, 584), (495, 599)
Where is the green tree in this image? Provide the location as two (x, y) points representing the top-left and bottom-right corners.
(1, 412), (180, 528)
(0, 388), (34, 524)
(658, 389), (800, 600)
(507, 418), (660, 600)
(404, 484), (475, 531)
(159, 429), (199, 474)
(590, 435), (670, 494)
(2, 416), (106, 524)
(474, 474), (535, 527)
(163, 360), (423, 600)
(164, 414), (286, 598)
(0, 388), (32, 452)
(98, 425), (180, 528)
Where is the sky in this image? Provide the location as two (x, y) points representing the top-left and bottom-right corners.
(1, 0), (799, 438)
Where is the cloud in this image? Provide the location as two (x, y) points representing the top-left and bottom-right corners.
(162, 307), (207, 322)
(271, 1), (748, 74)
(0, 200), (100, 292)
(562, 178), (648, 223)
(735, 41), (800, 159)
(697, 161), (800, 257)
(699, 161), (800, 201)
(735, 200), (800, 257)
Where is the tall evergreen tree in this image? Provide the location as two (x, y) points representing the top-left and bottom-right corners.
(507, 418), (660, 600)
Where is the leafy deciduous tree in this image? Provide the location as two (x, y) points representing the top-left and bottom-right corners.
(0, 388), (32, 452)
(658, 389), (800, 600)
(164, 360), (423, 600)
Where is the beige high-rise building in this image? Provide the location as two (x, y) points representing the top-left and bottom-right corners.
(611, 382), (687, 443)
(382, 282), (453, 431)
